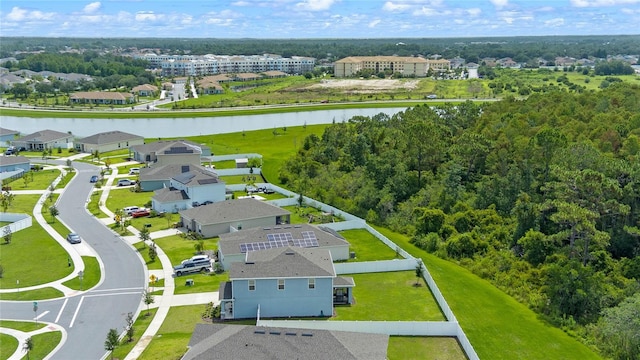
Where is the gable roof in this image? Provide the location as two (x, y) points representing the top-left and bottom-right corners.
(130, 139), (207, 155)
(70, 91), (134, 101)
(184, 324), (389, 360)
(17, 129), (71, 143)
(132, 84), (158, 92)
(179, 198), (289, 225)
(172, 164), (221, 186)
(0, 155), (30, 166)
(0, 127), (19, 137)
(153, 187), (189, 202)
(229, 246), (335, 279)
(335, 56), (428, 64)
(218, 224), (348, 256)
(77, 130), (143, 145)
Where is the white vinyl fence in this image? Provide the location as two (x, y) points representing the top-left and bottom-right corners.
(0, 213), (32, 235)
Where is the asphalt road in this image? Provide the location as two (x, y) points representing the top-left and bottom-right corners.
(1, 161), (146, 359)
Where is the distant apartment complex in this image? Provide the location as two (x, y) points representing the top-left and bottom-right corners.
(334, 56), (450, 78)
(134, 53), (315, 77)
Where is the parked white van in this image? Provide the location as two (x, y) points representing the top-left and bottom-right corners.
(123, 206), (140, 216)
(129, 167), (140, 175)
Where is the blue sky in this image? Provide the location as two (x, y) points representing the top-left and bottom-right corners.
(1, 0), (639, 38)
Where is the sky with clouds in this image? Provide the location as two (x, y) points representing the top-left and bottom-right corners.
(1, 0), (639, 38)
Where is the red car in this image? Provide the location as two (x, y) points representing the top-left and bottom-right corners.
(131, 209), (151, 218)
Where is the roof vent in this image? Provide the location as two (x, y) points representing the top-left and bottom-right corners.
(181, 165), (190, 173)
(254, 330), (265, 334)
(285, 332), (297, 336)
(269, 331), (281, 335)
(301, 333), (313, 337)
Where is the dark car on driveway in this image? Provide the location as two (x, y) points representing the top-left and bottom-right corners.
(90, 175), (99, 183)
(66, 233), (82, 244)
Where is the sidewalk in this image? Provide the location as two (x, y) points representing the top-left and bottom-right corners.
(1, 322), (67, 360)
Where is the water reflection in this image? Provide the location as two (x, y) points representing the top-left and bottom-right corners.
(1, 108), (407, 138)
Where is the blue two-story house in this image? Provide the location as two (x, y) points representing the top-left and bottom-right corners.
(219, 246), (354, 320)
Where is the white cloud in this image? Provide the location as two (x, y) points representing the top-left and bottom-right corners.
(369, 19), (381, 27)
(83, 2), (101, 14)
(467, 8), (482, 16)
(6, 7), (28, 21)
(135, 11), (163, 21)
(621, 7), (640, 13)
(6, 6), (55, 21)
(231, 1), (251, 5)
(295, 0), (336, 11)
(570, 0), (640, 6)
(545, 18), (565, 27)
(382, 2), (411, 12)
(490, 0), (509, 8)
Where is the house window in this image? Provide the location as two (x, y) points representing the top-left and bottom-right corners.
(277, 279), (285, 290)
(248, 280), (255, 291)
(308, 278), (315, 289)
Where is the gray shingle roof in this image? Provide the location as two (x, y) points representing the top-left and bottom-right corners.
(153, 187), (188, 202)
(0, 127), (19, 136)
(184, 324), (389, 360)
(218, 224), (348, 256)
(141, 164), (220, 184)
(0, 155), (30, 166)
(229, 246), (335, 279)
(334, 276), (356, 287)
(130, 139), (207, 155)
(179, 199), (289, 225)
(77, 130), (143, 145)
(17, 129), (71, 143)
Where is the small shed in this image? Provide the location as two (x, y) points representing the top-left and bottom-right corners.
(235, 158), (248, 168)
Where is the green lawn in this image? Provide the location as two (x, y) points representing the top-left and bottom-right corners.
(111, 308), (159, 360)
(134, 241), (163, 270)
(282, 205), (342, 225)
(1, 169), (60, 191)
(87, 190), (109, 218)
(388, 336), (467, 360)
(0, 321), (46, 332)
(0, 332), (18, 360)
(152, 235), (227, 294)
(62, 256), (101, 290)
(138, 305), (205, 360)
(211, 160), (236, 169)
(220, 175), (255, 184)
(339, 229), (400, 262)
(21, 331), (62, 360)
(0, 196), (74, 289)
(372, 225), (602, 360)
(332, 271), (445, 321)
(0, 287), (64, 301)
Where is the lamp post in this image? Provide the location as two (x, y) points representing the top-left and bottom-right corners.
(78, 270), (84, 291)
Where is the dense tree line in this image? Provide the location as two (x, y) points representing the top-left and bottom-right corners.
(2, 35), (639, 63)
(279, 83), (640, 359)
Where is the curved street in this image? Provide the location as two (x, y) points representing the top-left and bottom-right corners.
(0, 160), (146, 360)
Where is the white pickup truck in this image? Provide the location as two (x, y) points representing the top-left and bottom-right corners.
(173, 257), (212, 277)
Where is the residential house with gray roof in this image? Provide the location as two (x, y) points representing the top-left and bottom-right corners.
(218, 246), (354, 320)
(0, 128), (20, 147)
(12, 129), (73, 151)
(0, 155), (30, 177)
(75, 130), (144, 153)
(151, 164), (225, 213)
(130, 140), (211, 166)
(183, 324), (389, 360)
(178, 198), (290, 238)
(217, 223), (349, 270)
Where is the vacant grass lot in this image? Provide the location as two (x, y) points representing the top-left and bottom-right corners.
(373, 225), (601, 360)
(332, 271), (445, 321)
(388, 336), (467, 360)
(2, 168), (60, 190)
(138, 305), (204, 360)
(0, 196), (73, 289)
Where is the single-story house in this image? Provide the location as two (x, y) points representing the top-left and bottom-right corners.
(139, 163), (219, 192)
(70, 91), (135, 105)
(0, 127), (19, 147)
(196, 80), (224, 95)
(219, 246), (355, 320)
(217, 224), (349, 270)
(203, 74), (232, 83)
(183, 324), (389, 360)
(151, 164), (226, 213)
(130, 140), (211, 166)
(179, 198), (290, 238)
(0, 155), (30, 173)
(75, 130), (144, 153)
(132, 84), (158, 96)
(261, 70), (287, 78)
(234, 72), (261, 81)
(12, 129), (73, 151)
(162, 82), (174, 91)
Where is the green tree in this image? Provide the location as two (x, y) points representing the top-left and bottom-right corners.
(124, 312), (135, 343)
(3, 227), (12, 244)
(22, 337), (33, 360)
(10, 82), (32, 99)
(194, 240), (205, 254)
(49, 205), (59, 223)
(0, 190), (15, 212)
(148, 241), (157, 262)
(138, 226), (150, 248)
(593, 292), (640, 360)
(104, 328), (119, 360)
(414, 259), (424, 286)
(143, 289), (154, 316)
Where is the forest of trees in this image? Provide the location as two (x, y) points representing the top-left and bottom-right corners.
(2, 35), (639, 64)
(279, 83), (640, 359)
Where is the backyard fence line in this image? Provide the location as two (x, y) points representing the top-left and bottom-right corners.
(215, 168), (262, 176)
(334, 259), (416, 274)
(210, 153), (262, 162)
(256, 319), (459, 336)
(0, 213), (32, 235)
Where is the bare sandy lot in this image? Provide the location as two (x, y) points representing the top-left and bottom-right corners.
(307, 79), (420, 92)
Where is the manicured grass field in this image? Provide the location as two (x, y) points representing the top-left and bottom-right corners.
(388, 336), (467, 360)
(87, 190), (109, 218)
(282, 205), (342, 225)
(372, 225), (602, 360)
(134, 241), (163, 270)
(24, 330), (62, 360)
(62, 256), (101, 291)
(211, 160), (236, 169)
(0, 287), (64, 301)
(1, 168), (60, 191)
(0, 332), (18, 359)
(331, 271), (445, 321)
(0, 196), (74, 289)
(111, 308), (159, 360)
(338, 229), (400, 262)
(138, 305), (205, 360)
(0, 320), (46, 332)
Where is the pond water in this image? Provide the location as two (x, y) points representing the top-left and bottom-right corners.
(0, 108), (408, 138)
